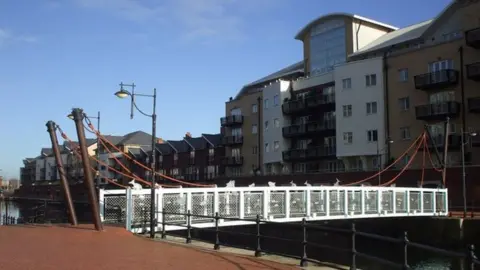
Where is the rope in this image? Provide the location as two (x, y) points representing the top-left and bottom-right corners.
(424, 138), (443, 173)
(380, 133), (425, 187)
(345, 132), (425, 186)
(85, 120), (215, 187)
(420, 135), (426, 187)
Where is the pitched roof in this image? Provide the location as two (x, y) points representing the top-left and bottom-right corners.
(184, 136), (207, 150)
(41, 148), (52, 156)
(128, 148), (143, 159)
(295, 13), (398, 40)
(119, 131), (153, 146)
(102, 135), (124, 146)
(155, 143), (173, 155)
(63, 139), (97, 150)
(167, 140), (189, 153)
(202, 133), (223, 147)
(349, 19), (432, 58)
(234, 61), (305, 100)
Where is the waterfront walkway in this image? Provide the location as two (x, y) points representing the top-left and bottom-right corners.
(0, 224), (297, 270)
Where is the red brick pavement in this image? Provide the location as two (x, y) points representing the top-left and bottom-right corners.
(0, 224), (297, 270)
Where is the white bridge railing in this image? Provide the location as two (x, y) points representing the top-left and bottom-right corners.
(99, 186), (448, 232)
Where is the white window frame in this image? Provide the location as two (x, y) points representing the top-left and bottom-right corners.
(367, 129), (378, 142)
(343, 132), (353, 144)
(252, 104), (258, 113)
(400, 127), (411, 140)
(366, 102), (377, 115)
(343, 105), (352, 117)
(273, 118), (280, 128)
(399, 97), (410, 111)
(274, 141), (280, 152)
(264, 99), (269, 109)
(273, 95), (279, 106)
(264, 120), (269, 131)
(265, 143), (270, 153)
(366, 74), (377, 87)
(399, 68), (408, 82)
(342, 78), (351, 89)
(252, 124), (258, 134)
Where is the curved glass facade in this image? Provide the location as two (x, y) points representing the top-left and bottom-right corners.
(309, 19), (346, 75)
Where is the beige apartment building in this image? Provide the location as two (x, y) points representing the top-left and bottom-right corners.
(350, 0), (480, 168)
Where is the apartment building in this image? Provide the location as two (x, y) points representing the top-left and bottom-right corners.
(221, 62), (304, 177)
(349, 0), (480, 168)
(20, 158), (36, 186)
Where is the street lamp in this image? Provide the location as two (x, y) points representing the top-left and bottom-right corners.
(68, 111), (101, 185)
(461, 128), (477, 218)
(377, 138), (394, 185)
(115, 82), (157, 239)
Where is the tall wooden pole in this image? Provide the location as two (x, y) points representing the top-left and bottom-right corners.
(46, 121), (78, 226)
(71, 108), (103, 231)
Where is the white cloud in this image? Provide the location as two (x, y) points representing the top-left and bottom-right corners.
(0, 28), (37, 48)
(73, 0), (279, 43)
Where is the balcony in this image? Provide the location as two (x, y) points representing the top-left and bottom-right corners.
(221, 135), (243, 146)
(221, 156), (243, 166)
(466, 62), (480, 81)
(426, 134), (461, 151)
(415, 101), (460, 121)
(220, 115), (243, 127)
(282, 99), (306, 115)
(282, 120), (336, 138)
(414, 70), (458, 90)
(282, 146), (336, 162)
(468, 97), (480, 113)
(282, 94), (336, 115)
(466, 27), (480, 49)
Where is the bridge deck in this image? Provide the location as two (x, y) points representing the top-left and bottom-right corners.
(0, 224), (296, 270)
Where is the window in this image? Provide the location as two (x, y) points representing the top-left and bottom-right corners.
(429, 59), (453, 72)
(366, 102), (377, 114)
(372, 157), (380, 169)
(232, 148), (241, 157)
(400, 127), (411, 140)
(252, 104), (258, 113)
(252, 146), (258, 155)
(398, 97), (410, 111)
(366, 74), (377, 86)
(402, 155), (410, 167)
(343, 132), (353, 144)
(230, 108), (241, 116)
(265, 143), (270, 153)
(231, 127), (242, 136)
(273, 118), (280, 128)
(208, 148), (214, 156)
(273, 95), (279, 106)
(429, 91), (455, 103)
(252, 124), (258, 134)
(367, 130), (378, 142)
(190, 150), (195, 158)
(343, 105), (352, 117)
(264, 99), (269, 109)
(342, 78), (351, 89)
(399, 69), (408, 82)
(264, 120), (269, 131)
(274, 141), (280, 152)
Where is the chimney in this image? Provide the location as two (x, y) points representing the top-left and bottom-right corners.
(185, 132), (192, 138)
(157, 138), (164, 144)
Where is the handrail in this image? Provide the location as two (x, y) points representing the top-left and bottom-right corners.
(141, 209), (480, 269)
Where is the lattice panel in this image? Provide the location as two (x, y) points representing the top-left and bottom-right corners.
(290, 191), (306, 217)
(423, 192), (434, 212)
(103, 195), (126, 224)
(435, 192), (446, 212)
(395, 191), (407, 213)
(348, 191), (362, 214)
(244, 192), (263, 218)
(381, 191), (393, 213)
(269, 191), (285, 218)
(218, 192), (239, 218)
(163, 193), (187, 223)
(191, 193), (214, 222)
(364, 190), (378, 214)
(329, 190), (345, 215)
(409, 191), (421, 212)
(132, 194), (151, 226)
(310, 190), (326, 216)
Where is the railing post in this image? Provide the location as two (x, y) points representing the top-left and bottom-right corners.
(403, 231), (409, 269)
(214, 212), (220, 250)
(186, 210), (192, 244)
(161, 207), (166, 239)
(44, 200), (48, 222)
(255, 214), (262, 257)
(466, 245), (477, 270)
(300, 218), (308, 267)
(350, 223), (356, 270)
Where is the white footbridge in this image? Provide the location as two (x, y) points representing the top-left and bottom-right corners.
(99, 184), (448, 233)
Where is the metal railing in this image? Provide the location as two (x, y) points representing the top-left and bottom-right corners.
(136, 210), (480, 269)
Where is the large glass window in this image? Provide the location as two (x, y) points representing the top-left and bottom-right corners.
(309, 19), (346, 75)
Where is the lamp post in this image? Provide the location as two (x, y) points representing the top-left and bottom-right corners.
(461, 128), (477, 218)
(377, 138), (394, 185)
(114, 82), (157, 238)
(68, 111), (101, 185)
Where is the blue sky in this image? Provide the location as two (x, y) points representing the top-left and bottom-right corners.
(0, 0), (451, 178)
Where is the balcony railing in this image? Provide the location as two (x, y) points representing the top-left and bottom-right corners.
(427, 134), (461, 150)
(282, 120), (336, 138)
(468, 97), (480, 113)
(414, 69), (458, 90)
(467, 62), (480, 81)
(220, 115), (243, 126)
(221, 156), (243, 166)
(466, 27), (480, 49)
(415, 101), (460, 121)
(282, 99), (306, 115)
(221, 135), (243, 146)
(283, 146), (336, 162)
(305, 94), (335, 109)
(282, 94), (335, 115)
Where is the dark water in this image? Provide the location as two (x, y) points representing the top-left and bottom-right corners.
(0, 201), (465, 269)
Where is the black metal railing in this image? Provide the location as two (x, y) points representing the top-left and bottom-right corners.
(466, 27), (480, 49)
(414, 69), (459, 90)
(221, 135), (243, 146)
(466, 62), (480, 81)
(220, 115), (243, 126)
(415, 101), (460, 121)
(140, 210), (480, 269)
(0, 198), (49, 225)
